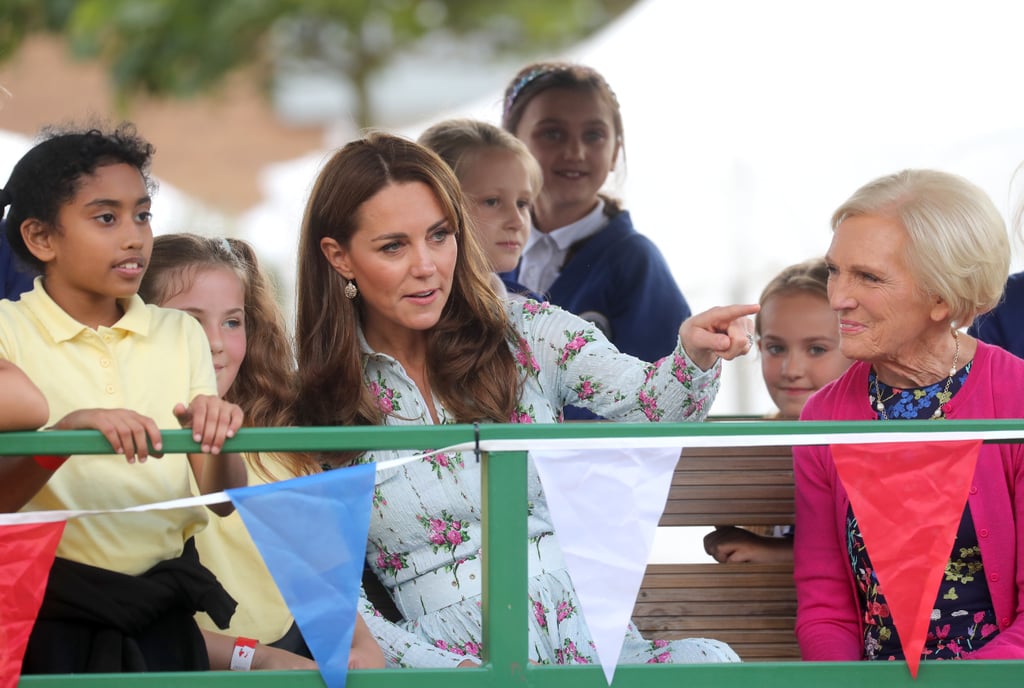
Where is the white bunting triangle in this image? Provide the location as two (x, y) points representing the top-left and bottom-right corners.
(532, 446), (680, 684)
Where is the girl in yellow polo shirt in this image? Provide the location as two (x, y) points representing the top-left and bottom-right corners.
(0, 124), (303, 672)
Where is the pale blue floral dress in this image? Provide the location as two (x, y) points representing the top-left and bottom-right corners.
(351, 299), (739, 667)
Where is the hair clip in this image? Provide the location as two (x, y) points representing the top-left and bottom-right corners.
(504, 66), (561, 115)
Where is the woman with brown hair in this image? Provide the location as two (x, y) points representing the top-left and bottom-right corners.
(293, 131), (757, 668)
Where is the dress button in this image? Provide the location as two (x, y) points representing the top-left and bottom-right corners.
(105, 385), (114, 394)
(969, 486), (978, 494)
(979, 528), (989, 538)
(990, 573), (1000, 583)
(100, 358), (110, 368)
(451, 581), (458, 588)
(1002, 617), (1011, 627)
(468, 573), (476, 581)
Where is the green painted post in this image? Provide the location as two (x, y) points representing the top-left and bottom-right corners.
(481, 449), (529, 682)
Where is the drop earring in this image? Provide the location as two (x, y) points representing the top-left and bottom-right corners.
(344, 280), (358, 300)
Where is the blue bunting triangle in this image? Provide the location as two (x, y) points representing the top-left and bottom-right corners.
(228, 462), (376, 687)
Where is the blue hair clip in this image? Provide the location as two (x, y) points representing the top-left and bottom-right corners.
(504, 66), (561, 115)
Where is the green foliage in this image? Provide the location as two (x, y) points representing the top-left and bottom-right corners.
(0, 0), (638, 126)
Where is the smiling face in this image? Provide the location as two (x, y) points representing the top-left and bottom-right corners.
(825, 213), (948, 370)
(458, 147), (535, 273)
(24, 162), (152, 327)
(513, 87), (620, 230)
(320, 181), (458, 352)
(759, 290), (852, 419)
(160, 266), (247, 397)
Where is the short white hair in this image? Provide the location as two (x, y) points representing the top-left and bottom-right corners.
(831, 169), (1008, 327)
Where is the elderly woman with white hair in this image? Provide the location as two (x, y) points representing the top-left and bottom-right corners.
(794, 169), (1024, 662)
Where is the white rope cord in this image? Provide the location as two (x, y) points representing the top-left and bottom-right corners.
(3, 426), (1016, 526)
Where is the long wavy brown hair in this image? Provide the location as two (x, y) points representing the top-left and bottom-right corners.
(139, 233), (309, 478)
(294, 132), (520, 463)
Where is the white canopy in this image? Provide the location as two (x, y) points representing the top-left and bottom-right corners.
(242, 0), (1024, 414)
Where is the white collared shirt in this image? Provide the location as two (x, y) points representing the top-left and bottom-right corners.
(519, 200), (607, 294)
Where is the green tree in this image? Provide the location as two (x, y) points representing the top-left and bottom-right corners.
(0, 0), (638, 127)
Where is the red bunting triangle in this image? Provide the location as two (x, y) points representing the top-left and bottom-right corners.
(831, 440), (981, 678)
(0, 521), (66, 688)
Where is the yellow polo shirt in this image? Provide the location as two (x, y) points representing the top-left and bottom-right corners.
(194, 453), (296, 642)
(0, 280), (217, 575)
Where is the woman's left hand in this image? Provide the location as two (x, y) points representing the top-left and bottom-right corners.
(678, 303), (760, 371)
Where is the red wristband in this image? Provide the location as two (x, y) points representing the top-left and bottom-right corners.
(230, 636), (258, 671)
(33, 455), (68, 471)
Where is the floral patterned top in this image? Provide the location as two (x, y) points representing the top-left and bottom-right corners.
(851, 362), (998, 659)
(347, 299), (730, 668)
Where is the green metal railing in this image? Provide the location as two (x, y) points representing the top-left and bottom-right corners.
(4, 419), (1024, 687)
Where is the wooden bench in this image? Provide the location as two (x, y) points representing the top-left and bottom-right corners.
(632, 443), (798, 662)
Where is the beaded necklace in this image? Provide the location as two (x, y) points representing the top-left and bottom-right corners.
(871, 330), (960, 420)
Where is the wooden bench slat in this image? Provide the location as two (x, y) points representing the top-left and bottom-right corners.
(637, 588), (795, 603)
(634, 443), (798, 662)
(636, 617), (796, 633)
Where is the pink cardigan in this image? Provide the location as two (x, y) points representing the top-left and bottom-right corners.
(794, 341), (1024, 660)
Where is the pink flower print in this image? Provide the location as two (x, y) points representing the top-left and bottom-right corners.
(672, 353), (693, 384)
(638, 390), (663, 421)
(522, 300), (551, 319)
(867, 601), (890, 619)
(533, 600), (548, 627)
(374, 545), (408, 577)
(555, 600), (575, 623)
(434, 640), (481, 656)
(572, 376), (600, 402)
(367, 372), (402, 414)
(646, 652), (672, 664)
(652, 639), (669, 649)
(418, 511), (471, 555)
(514, 338), (541, 375)
(934, 624), (950, 639)
(428, 519), (447, 546)
(425, 450), (464, 479)
(555, 639), (592, 664)
(510, 404), (536, 424)
(973, 611), (986, 624)
(981, 623), (998, 637)
(556, 330), (594, 368)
